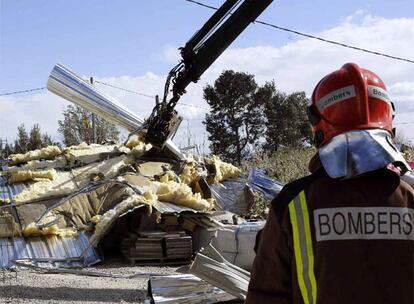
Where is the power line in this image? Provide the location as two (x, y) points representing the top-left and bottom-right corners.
(176, 103), (209, 111)
(0, 80), (410, 116)
(94, 80), (155, 99)
(95, 80), (210, 111)
(184, 0), (414, 64)
(0, 87), (46, 96)
(0, 79), (210, 111)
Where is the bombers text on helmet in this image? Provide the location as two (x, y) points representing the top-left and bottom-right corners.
(308, 63), (395, 147)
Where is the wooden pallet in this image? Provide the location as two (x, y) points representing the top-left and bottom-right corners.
(121, 230), (193, 265)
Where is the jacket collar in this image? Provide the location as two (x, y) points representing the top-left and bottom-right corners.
(315, 129), (410, 179)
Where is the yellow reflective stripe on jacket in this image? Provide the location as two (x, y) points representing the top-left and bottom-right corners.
(289, 202), (310, 304)
(300, 191), (317, 302)
(289, 190), (317, 304)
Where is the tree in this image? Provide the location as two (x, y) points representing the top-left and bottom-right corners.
(58, 105), (119, 147)
(11, 124), (57, 154)
(14, 124), (29, 154)
(41, 133), (54, 147)
(203, 70), (266, 164)
(3, 143), (13, 158)
(28, 124), (43, 151)
(264, 82), (312, 150)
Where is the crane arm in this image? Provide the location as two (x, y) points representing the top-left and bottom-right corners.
(145, 0), (273, 147)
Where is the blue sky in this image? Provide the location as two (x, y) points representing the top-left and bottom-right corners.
(0, 0), (414, 147)
(1, 0), (413, 92)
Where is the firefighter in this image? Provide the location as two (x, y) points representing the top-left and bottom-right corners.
(246, 63), (414, 304)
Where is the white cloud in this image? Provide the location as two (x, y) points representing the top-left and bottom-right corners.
(162, 44), (181, 63)
(1, 13), (413, 148)
(0, 91), (69, 143)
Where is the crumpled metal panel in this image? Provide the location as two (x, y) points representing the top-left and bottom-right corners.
(211, 169), (284, 214)
(0, 176), (29, 202)
(189, 244), (250, 300)
(148, 274), (238, 304)
(119, 201), (204, 218)
(154, 201), (204, 214)
(247, 167), (284, 201)
(0, 232), (101, 269)
(210, 178), (248, 214)
(0, 177), (101, 269)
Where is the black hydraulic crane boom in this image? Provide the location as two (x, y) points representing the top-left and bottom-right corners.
(145, 0), (273, 147)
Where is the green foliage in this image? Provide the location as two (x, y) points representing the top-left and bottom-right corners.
(242, 147), (316, 183)
(203, 71), (313, 166)
(58, 105), (119, 147)
(203, 70), (266, 164)
(5, 124), (55, 157)
(28, 124), (43, 151)
(401, 146), (414, 162)
(13, 124), (29, 154)
(3, 144), (13, 158)
(247, 191), (269, 219)
(41, 133), (54, 147)
(264, 82), (312, 150)
(242, 147), (315, 219)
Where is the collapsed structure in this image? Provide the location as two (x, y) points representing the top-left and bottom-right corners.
(0, 64), (283, 271)
(0, 64), (285, 303)
(0, 135), (249, 260)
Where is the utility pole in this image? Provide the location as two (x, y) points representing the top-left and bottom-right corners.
(90, 77), (97, 144)
(0, 138), (8, 160)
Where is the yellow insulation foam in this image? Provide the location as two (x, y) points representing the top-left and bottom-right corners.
(9, 146), (62, 165)
(64, 142), (90, 150)
(125, 133), (146, 149)
(22, 223), (78, 237)
(90, 215), (101, 224)
(179, 163), (199, 185)
(207, 155), (241, 184)
(8, 169), (57, 184)
(125, 133), (152, 157)
(13, 156), (128, 203)
(152, 181), (213, 211)
(128, 143), (152, 158)
(90, 193), (154, 245)
(159, 171), (179, 183)
(64, 144), (128, 166)
(7, 158), (67, 172)
(13, 172), (76, 203)
(0, 198), (11, 204)
(71, 155), (127, 181)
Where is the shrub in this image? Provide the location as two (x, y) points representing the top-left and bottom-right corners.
(242, 147), (316, 183)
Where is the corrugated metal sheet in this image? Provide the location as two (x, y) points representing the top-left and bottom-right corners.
(0, 176), (29, 202)
(0, 232), (101, 269)
(0, 174), (205, 269)
(247, 168), (284, 201)
(149, 274), (237, 304)
(0, 176), (101, 269)
(154, 201), (205, 214)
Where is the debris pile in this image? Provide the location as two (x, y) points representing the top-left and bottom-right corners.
(0, 63), (286, 304)
(0, 136), (245, 267)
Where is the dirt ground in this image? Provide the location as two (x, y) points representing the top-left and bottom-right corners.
(0, 257), (181, 304)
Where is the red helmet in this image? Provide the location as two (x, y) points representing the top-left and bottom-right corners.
(308, 63), (395, 147)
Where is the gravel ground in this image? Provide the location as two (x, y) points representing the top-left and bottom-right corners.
(0, 257), (182, 304)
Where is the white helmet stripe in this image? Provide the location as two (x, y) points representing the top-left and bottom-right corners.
(368, 85), (391, 105)
(316, 85), (356, 112)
